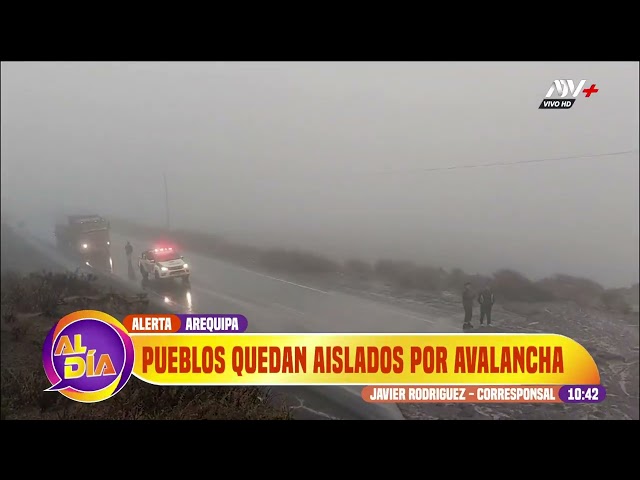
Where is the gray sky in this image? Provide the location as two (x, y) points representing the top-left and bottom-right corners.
(1, 62), (638, 287)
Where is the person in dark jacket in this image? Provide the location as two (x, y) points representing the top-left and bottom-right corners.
(462, 282), (474, 329)
(125, 241), (133, 260)
(478, 285), (495, 327)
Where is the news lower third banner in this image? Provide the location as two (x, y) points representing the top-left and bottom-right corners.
(42, 310), (605, 404)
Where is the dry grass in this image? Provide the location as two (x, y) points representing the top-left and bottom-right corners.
(1, 368), (288, 420)
(1, 270), (100, 316)
(0, 270), (290, 420)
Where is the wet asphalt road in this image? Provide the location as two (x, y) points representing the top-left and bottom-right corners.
(108, 232), (460, 419)
(7, 222), (460, 419)
(110, 232), (457, 335)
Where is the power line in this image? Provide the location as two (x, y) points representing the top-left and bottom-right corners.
(185, 148), (639, 188)
(365, 149), (639, 176)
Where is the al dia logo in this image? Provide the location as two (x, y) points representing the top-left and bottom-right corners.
(42, 310), (134, 403)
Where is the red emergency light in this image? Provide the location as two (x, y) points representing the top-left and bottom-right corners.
(154, 247), (173, 253)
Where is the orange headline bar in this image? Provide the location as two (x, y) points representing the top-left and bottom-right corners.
(362, 385), (562, 403)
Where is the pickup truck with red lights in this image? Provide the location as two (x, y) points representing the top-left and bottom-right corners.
(138, 247), (190, 283)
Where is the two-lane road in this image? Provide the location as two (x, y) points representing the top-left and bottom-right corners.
(111, 232), (457, 335)
(18, 223), (460, 419)
(107, 232), (461, 419)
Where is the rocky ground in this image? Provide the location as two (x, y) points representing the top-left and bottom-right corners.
(336, 279), (639, 420)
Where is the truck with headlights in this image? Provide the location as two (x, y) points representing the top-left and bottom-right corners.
(54, 214), (111, 270)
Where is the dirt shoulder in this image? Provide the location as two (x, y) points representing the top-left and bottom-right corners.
(1, 223), (290, 420)
(403, 296), (638, 419)
(1, 272), (290, 420)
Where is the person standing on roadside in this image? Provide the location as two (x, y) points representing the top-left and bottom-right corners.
(125, 241), (133, 261)
(478, 284), (495, 327)
(462, 282), (474, 329)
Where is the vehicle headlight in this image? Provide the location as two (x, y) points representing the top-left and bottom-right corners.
(161, 266), (168, 271)
(82, 243), (88, 249)
(107, 241), (110, 245)
(183, 264), (188, 269)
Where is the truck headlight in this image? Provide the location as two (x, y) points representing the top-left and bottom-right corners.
(82, 243), (88, 249)
(183, 264), (188, 269)
(161, 266), (168, 271)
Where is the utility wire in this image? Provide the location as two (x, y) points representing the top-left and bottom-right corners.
(364, 149), (639, 176)
(192, 148), (638, 187)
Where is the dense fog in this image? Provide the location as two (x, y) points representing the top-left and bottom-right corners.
(1, 62), (638, 287)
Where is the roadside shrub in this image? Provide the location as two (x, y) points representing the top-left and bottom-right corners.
(259, 249), (340, 274)
(601, 290), (631, 314)
(536, 274), (604, 306)
(446, 268), (468, 290)
(344, 259), (374, 279)
(492, 269), (555, 302)
(374, 259), (416, 280)
(1, 271), (100, 315)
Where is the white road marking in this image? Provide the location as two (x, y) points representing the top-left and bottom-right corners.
(191, 284), (262, 312)
(346, 298), (438, 325)
(271, 302), (306, 316)
(390, 309), (437, 325)
(290, 397), (341, 420)
(237, 267), (331, 294)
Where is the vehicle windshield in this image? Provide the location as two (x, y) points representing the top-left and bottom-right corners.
(74, 216), (102, 223)
(70, 216), (108, 232)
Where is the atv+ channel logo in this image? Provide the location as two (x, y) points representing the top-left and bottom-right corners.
(539, 80), (599, 110)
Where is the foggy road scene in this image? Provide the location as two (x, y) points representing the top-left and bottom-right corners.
(1, 61), (638, 420)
